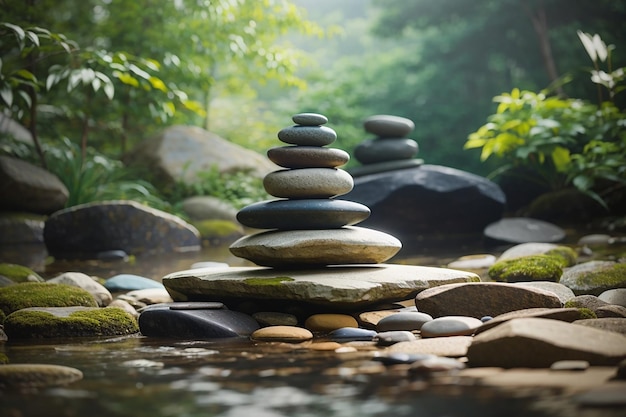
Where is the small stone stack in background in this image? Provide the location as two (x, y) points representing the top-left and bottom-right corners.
(350, 115), (423, 177)
(230, 113), (402, 268)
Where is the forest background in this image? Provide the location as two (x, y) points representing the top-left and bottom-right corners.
(1, 0), (625, 212)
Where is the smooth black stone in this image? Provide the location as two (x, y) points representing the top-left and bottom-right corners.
(236, 199), (370, 230)
(328, 327), (377, 342)
(354, 138), (419, 164)
(138, 305), (259, 339)
(363, 115), (415, 138)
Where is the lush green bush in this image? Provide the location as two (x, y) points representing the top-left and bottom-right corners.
(170, 166), (269, 210)
(465, 33), (626, 210)
(1, 136), (173, 212)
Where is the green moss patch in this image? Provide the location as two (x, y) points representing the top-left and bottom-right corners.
(0, 282), (97, 321)
(488, 255), (564, 283)
(576, 308), (597, 319)
(545, 246), (578, 267)
(193, 220), (242, 238)
(572, 264), (626, 291)
(0, 263), (44, 283)
(244, 277), (295, 286)
(4, 307), (139, 339)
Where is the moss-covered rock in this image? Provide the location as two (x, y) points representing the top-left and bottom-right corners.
(0, 263), (44, 284)
(0, 352), (8, 364)
(193, 219), (243, 245)
(560, 261), (626, 296)
(545, 246), (578, 267)
(3, 306), (139, 339)
(488, 255), (564, 283)
(0, 282), (98, 323)
(576, 308), (597, 319)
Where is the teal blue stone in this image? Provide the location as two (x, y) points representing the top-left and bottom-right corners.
(236, 199), (370, 230)
(105, 274), (164, 291)
(277, 125), (337, 146)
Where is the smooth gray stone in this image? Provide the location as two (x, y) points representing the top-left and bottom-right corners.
(420, 316), (483, 337)
(105, 274), (165, 292)
(267, 146), (350, 168)
(277, 125), (337, 146)
(138, 304), (259, 338)
(292, 113), (328, 126)
(236, 199), (370, 230)
(263, 168), (353, 199)
(354, 138), (418, 164)
(484, 217), (565, 244)
(376, 312), (433, 332)
(329, 327), (377, 342)
(376, 330), (417, 346)
(363, 115), (415, 137)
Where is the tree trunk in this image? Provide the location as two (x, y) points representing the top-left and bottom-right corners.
(521, 0), (566, 97)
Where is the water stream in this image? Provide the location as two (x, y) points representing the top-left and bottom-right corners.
(1, 238), (621, 417)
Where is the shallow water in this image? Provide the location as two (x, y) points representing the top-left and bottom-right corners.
(1, 237), (623, 417)
(1, 335), (570, 417)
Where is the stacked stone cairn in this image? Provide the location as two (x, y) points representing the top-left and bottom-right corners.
(350, 114), (423, 177)
(230, 112), (402, 267)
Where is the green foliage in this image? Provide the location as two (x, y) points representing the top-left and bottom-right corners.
(172, 166), (269, 210)
(1, 136), (173, 211)
(465, 33), (626, 209)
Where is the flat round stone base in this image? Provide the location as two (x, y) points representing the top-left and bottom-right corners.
(229, 226), (401, 267)
(162, 263), (481, 311)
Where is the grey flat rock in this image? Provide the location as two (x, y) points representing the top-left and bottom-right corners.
(162, 263), (480, 310)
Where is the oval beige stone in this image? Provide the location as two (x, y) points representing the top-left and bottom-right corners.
(251, 325), (313, 342)
(0, 364), (83, 388)
(263, 168), (353, 198)
(229, 226), (402, 267)
(267, 146), (350, 169)
(304, 313), (358, 332)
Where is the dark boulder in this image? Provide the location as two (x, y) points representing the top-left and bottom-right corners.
(0, 156), (68, 214)
(44, 200), (200, 259)
(343, 164), (506, 246)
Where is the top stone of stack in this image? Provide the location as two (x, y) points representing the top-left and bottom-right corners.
(363, 114), (415, 138)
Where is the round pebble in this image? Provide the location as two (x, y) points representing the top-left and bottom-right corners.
(375, 330), (417, 346)
(267, 146), (350, 168)
(305, 314), (358, 333)
(309, 341), (342, 351)
(277, 125), (337, 146)
(0, 364), (83, 388)
(374, 353), (435, 366)
(409, 356), (466, 374)
(250, 325), (313, 343)
(419, 316), (483, 338)
(292, 112), (328, 126)
(480, 316), (493, 323)
(328, 327), (377, 342)
(376, 312), (433, 332)
(550, 360), (589, 371)
(236, 198), (370, 230)
(263, 168), (354, 199)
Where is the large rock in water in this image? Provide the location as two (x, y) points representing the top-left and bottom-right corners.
(162, 264), (480, 315)
(122, 125), (276, 189)
(344, 165), (505, 246)
(44, 200), (200, 259)
(0, 156), (68, 214)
